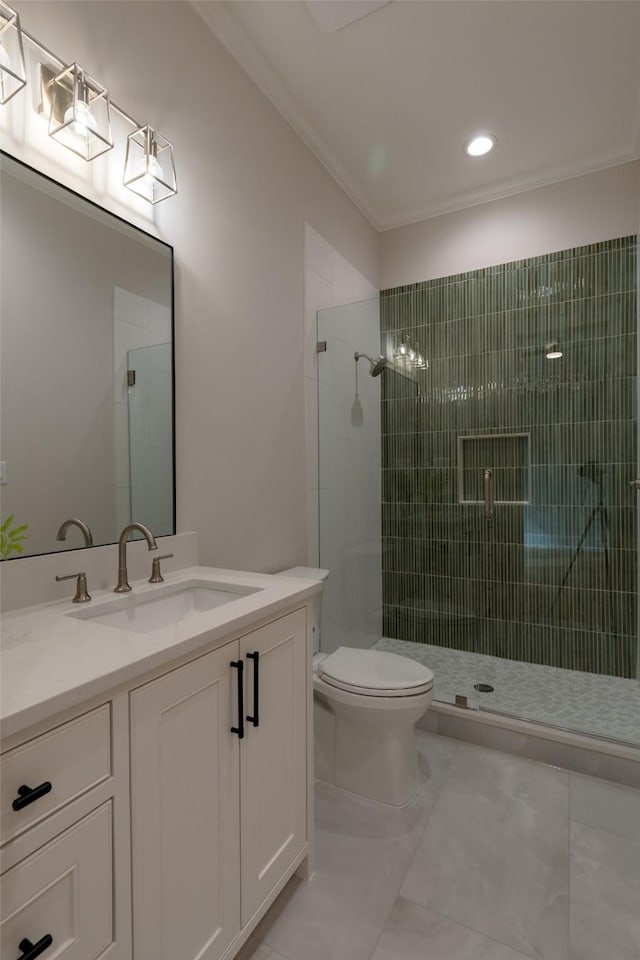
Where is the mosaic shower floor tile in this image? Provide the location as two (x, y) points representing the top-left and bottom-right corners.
(376, 636), (640, 746)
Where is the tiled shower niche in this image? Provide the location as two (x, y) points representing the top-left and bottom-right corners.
(380, 237), (638, 679)
(458, 433), (530, 504)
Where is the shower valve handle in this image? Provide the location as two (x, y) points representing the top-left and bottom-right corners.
(483, 468), (494, 520)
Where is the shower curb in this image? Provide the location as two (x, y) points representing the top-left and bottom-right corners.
(420, 701), (640, 789)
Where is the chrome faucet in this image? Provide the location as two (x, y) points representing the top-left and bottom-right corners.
(56, 517), (93, 547)
(114, 522), (158, 593)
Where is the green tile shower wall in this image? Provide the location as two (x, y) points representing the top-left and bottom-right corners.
(380, 237), (638, 679)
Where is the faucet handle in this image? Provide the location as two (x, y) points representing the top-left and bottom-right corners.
(149, 554), (174, 584)
(56, 572), (91, 603)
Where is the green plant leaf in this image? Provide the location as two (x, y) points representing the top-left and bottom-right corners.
(0, 515), (29, 558)
(0, 514), (14, 534)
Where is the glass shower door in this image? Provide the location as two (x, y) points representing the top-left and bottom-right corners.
(316, 298), (383, 656)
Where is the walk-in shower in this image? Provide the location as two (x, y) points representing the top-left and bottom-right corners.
(317, 236), (639, 748)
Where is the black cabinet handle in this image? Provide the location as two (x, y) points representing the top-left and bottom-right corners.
(12, 782), (52, 811)
(16, 935), (53, 960)
(230, 661), (244, 739)
(246, 651), (260, 727)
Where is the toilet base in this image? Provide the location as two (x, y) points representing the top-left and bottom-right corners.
(314, 679), (432, 806)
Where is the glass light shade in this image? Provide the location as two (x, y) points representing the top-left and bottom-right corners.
(546, 341), (563, 360)
(124, 125), (177, 204)
(0, 2), (26, 104)
(48, 63), (113, 161)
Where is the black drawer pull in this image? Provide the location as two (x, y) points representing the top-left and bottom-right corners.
(246, 651), (260, 727)
(230, 661), (244, 739)
(16, 935), (53, 960)
(12, 782), (52, 811)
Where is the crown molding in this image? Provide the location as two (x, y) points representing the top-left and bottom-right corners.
(631, 86), (640, 158)
(190, 0), (383, 230)
(190, 1), (640, 236)
(378, 151), (640, 232)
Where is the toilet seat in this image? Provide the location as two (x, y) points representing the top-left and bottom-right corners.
(319, 647), (433, 698)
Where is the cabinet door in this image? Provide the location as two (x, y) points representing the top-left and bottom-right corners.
(130, 644), (241, 960)
(1, 802), (114, 960)
(240, 609), (308, 923)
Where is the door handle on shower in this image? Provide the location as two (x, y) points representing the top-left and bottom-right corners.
(484, 468), (494, 520)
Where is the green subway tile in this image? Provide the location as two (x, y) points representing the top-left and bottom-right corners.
(381, 236), (637, 678)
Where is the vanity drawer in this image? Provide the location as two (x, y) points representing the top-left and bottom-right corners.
(1, 801), (113, 960)
(1, 705), (111, 846)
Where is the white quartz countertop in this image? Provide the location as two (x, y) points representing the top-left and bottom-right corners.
(1, 566), (322, 741)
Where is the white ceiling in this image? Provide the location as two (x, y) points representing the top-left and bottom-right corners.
(193, 1), (640, 231)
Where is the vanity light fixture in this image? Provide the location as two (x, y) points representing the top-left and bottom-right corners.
(545, 341), (563, 360)
(124, 125), (177, 204)
(464, 134), (497, 158)
(394, 334), (428, 369)
(0, 1), (26, 104)
(47, 62), (113, 161)
(3, 7), (178, 202)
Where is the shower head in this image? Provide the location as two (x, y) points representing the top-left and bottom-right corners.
(354, 351), (388, 377)
(369, 355), (388, 376)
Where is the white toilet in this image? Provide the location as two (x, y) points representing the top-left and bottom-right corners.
(278, 567), (434, 807)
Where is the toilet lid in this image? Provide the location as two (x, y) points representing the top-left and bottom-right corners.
(320, 647), (433, 697)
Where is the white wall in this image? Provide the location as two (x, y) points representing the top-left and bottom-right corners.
(2, 0), (379, 582)
(381, 162), (640, 289)
(304, 225), (381, 652)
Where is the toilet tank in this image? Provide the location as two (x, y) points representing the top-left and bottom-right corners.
(277, 567), (329, 654)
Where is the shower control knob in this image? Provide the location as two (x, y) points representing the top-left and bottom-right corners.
(627, 479), (640, 489)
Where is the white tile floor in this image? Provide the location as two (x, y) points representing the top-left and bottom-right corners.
(376, 638), (640, 746)
(238, 733), (640, 960)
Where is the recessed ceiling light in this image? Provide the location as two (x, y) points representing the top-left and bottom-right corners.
(464, 134), (497, 158)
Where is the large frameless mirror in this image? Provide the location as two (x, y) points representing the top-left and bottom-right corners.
(0, 150), (175, 559)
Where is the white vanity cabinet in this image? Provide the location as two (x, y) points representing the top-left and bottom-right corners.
(129, 607), (308, 960)
(0, 704), (127, 960)
(1, 589), (313, 960)
(1, 803), (114, 960)
(239, 609), (307, 923)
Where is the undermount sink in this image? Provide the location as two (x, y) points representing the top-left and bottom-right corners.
(67, 579), (262, 634)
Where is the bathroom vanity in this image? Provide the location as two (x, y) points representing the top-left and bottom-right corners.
(0, 567), (321, 960)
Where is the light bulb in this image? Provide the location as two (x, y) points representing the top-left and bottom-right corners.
(408, 349), (416, 362)
(0, 43), (11, 71)
(464, 135), (497, 157)
(0, 43), (10, 101)
(63, 98), (97, 141)
(133, 152), (163, 187)
(545, 342), (563, 360)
